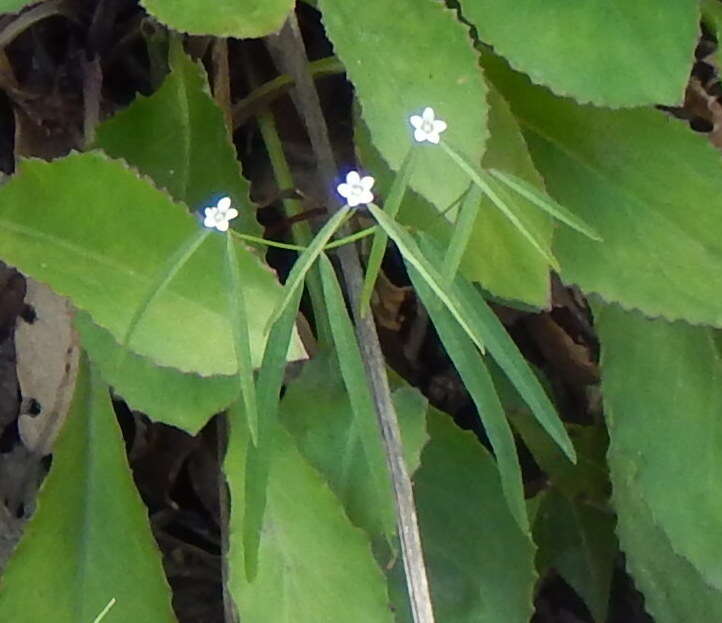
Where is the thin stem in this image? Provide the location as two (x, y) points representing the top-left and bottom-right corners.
(230, 229), (305, 251)
(257, 109), (333, 346)
(324, 225), (377, 250)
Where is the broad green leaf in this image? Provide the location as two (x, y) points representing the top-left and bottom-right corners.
(0, 0), (39, 13)
(244, 285), (303, 580)
(320, 0), (488, 213)
(596, 303), (722, 596)
(485, 54), (722, 326)
(225, 403), (395, 623)
(266, 205), (350, 331)
(462, 0), (698, 107)
(96, 39), (260, 236)
(409, 266), (527, 532)
(139, 0), (293, 38)
(75, 311), (238, 435)
(0, 358), (176, 622)
(415, 235), (576, 462)
(280, 349), (428, 543)
(389, 409), (536, 623)
(534, 489), (616, 623)
(0, 152), (305, 375)
(356, 88), (553, 307)
(226, 232), (258, 444)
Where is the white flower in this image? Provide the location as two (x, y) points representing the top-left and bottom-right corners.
(203, 196), (238, 232)
(409, 107), (447, 144)
(337, 171), (375, 207)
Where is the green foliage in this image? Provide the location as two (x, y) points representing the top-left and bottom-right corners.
(139, 0), (293, 37)
(486, 53), (722, 327)
(0, 0), (37, 14)
(0, 358), (176, 622)
(389, 410), (536, 622)
(597, 303), (722, 618)
(0, 152), (304, 376)
(319, 0), (489, 214)
(461, 0), (699, 107)
(225, 403), (395, 623)
(95, 39), (261, 236)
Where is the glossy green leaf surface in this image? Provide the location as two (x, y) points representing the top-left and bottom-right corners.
(486, 55), (722, 326)
(0, 358), (176, 622)
(463, 0), (698, 107)
(320, 0), (488, 214)
(226, 404), (395, 623)
(597, 303), (722, 605)
(96, 40), (260, 236)
(139, 0), (293, 38)
(0, 152), (304, 375)
(534, 489), (616, 623)
(389, 410), (536, 622)
(75, 311), (238, 434)
(280, 349), (428, 543)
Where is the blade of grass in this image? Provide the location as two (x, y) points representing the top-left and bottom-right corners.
(244, 285), (304, 581)
(359, 147), (417, 317)
(367, 203), (485, 354)
(318, 253), (391, 528)
(442, 183), (482, 282)
(92, 598), (116, 623)
(123, 227), (210, 348)
(265, 204), (351, 332)
(417, 233), (576, 462)
(409, 263), (528, 532)
(439, 140), (560, 271)
(489, 168), (602, 241)
(226, 233), (259, 445)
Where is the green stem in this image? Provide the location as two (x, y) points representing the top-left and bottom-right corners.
(230, 229), (305, 251)
(324, 225), (377, 250)
(257, 110), (333, 346)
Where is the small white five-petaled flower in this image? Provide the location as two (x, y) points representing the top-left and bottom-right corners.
(409, 107), (447, 144)
(203, 196), (238, 232)
(337, 171), (375, 207)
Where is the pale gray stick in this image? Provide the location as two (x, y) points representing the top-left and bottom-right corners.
(265, 14), (436, 623)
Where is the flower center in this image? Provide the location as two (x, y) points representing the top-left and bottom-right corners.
(421, 120), (435, 133)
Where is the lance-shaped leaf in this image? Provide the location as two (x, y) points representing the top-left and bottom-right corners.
(409, 265), (527, 532)
(0, 152), (305, 376)
(461, 0), (698, 107)
(415, 235), (575, 462)
(320, 0), (488, 214)
(225, 403), (395, 623)
(96, 38), (260, 236)
(0, 358), (176, 622)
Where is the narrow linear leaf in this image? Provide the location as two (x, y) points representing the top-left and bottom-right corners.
(226, 232), (258, 445)
(442, 184), (482, 282)
(368, 203), (484, 354)
(360, 146), (417, 316)
(244, 285), (304, 581)
(440, 140), (560, 270)
(416, 234), (576, 462)
(318, 254), (393, 535)
(266, 205), (350, 332)
(489, 168), (601, 241)
(123, 227), (210, 347)
(409, 266), (527, 532)
(226, 404), (395, 623)
(0, 357), (176, 622)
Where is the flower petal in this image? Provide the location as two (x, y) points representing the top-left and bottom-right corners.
(346, 170), (361, 185)
(427, 133), (440, 144)
(337, 182), (351, 199)
(409, 114), (423, 129)
(216, 220), (229, 232)
(422, 107), (435, 121)
(227, 208), (239, 220)
(433, 120), (447, 134)
(217, 196), (232, 210)
(359, 190), (374, 204)
(360, 175), (375, 191)
(414, 128), (427, 143)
